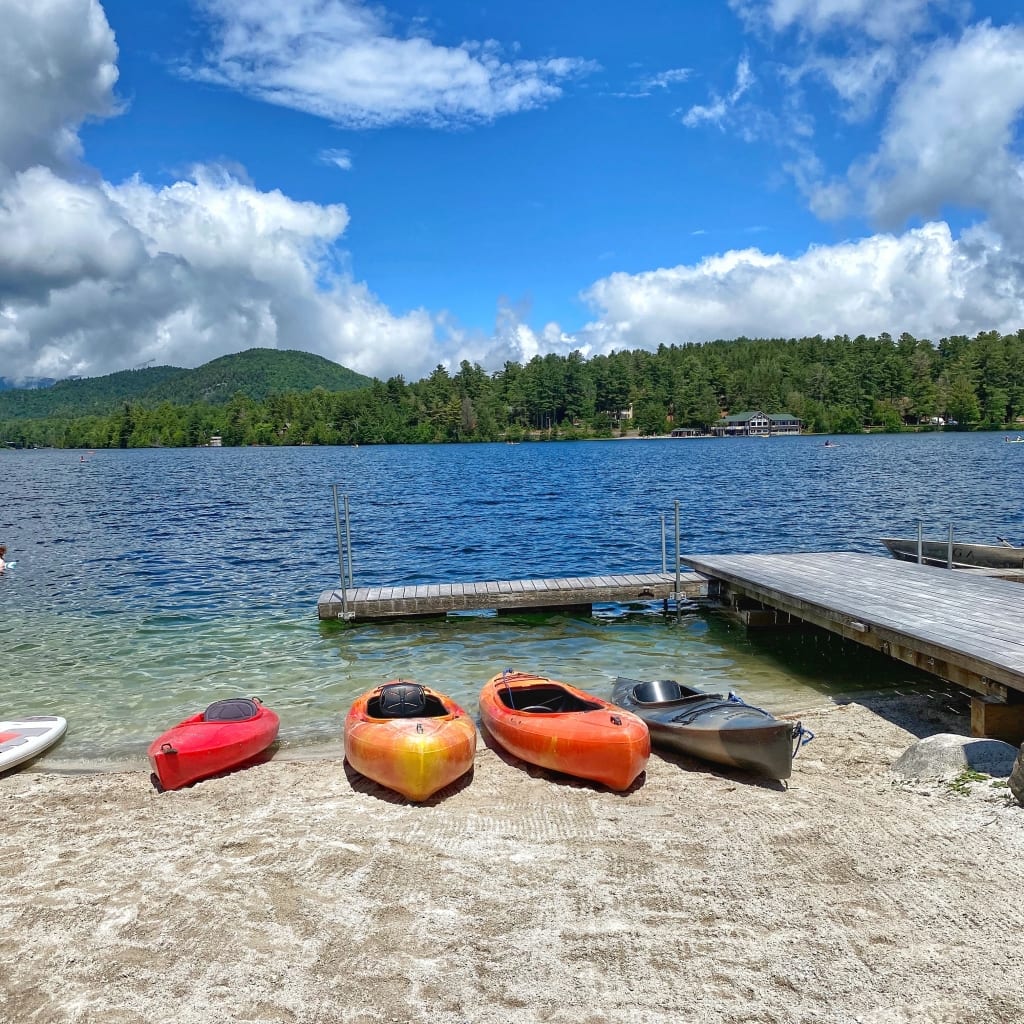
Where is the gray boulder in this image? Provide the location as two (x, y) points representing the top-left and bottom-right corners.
(1010, 746), (1024, 806)
(891, 733), (1018, 781)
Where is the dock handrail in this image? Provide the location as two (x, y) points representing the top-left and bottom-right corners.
(915, 521), (956, 569)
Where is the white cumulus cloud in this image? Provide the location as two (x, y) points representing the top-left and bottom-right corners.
(856, 23), (1024, 242)
(575, 222), (1024, 351)
(0, 0), (450, 384)
(190, 0), (597, 128)
(0, 0), (119, 175)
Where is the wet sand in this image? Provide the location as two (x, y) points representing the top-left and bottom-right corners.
(2, 696), (1022, 1024)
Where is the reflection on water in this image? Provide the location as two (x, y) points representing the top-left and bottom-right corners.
(2, 433), (1014, 769)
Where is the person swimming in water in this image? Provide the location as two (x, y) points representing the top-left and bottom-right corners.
(0, 545), (7, 572)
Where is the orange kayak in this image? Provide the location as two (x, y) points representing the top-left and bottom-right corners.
(479, 670), (650, 791)
(344, 681), (477, 802)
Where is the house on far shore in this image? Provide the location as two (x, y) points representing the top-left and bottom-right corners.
(711, 411), (802, 437)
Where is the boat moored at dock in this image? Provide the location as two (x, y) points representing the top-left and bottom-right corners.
(880, 536), (1024, 569)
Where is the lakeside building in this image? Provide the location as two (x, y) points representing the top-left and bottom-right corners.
(710, 411), (802, 437)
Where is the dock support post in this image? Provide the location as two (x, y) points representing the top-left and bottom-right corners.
(946, 522), (954, 569)
(971, 696), (1024, 746)
(916, 521), (923, 564)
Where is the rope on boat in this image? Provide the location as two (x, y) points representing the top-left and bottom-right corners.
(792, 724), (815, 756)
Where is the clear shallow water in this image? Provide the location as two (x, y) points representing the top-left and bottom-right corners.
(2, 433), (1021, 769)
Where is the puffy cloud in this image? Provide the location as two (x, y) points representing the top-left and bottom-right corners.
(574, 222), (1024, 351)
(0, 165), (443, 381)
(477, 302), (586, 368)
(190, 0), (597, 128)
(0, 0), (119, 174)
(0, 167), (144, 301)
(856, 23), (1024, 242)
(0, 1), (448, 384)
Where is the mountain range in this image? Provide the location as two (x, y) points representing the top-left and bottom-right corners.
(0, 349), (373, 420)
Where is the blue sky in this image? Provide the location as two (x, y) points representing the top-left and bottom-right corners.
(2, 0), (1024, 382)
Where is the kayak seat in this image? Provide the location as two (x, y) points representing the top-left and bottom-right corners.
(377, 683), (428, 718)
(203, 698), (260, 722)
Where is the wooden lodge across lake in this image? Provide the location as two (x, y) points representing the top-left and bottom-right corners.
(669, 410), (803, 438)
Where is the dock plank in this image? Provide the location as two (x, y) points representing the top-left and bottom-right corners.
(680, 552), (1024, 699)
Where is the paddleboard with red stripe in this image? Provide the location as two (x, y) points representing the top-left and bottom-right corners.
(0, 716), (67, 774)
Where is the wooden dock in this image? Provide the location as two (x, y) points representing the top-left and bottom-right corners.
(317, 571), (709, 622)
(680, 552), (1024, 743)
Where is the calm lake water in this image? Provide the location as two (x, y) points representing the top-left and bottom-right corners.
(2, 432), (1022, 770)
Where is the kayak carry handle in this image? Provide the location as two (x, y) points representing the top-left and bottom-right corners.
(792, 723), (814, 756)
(160, 743), (178, 755)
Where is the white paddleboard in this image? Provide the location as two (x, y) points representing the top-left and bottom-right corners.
(0, 716), (68, 773)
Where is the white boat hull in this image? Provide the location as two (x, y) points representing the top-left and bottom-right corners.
(0, 716), (67, 773)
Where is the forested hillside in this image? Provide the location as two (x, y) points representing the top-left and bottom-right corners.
(0, 365), (186, 418)
(2, 330), (1022, 448)
(0, 349), (371, 421)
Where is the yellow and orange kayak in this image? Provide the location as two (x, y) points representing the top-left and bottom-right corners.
(344, 681), (477, 801)
(479, 670), (650, 791)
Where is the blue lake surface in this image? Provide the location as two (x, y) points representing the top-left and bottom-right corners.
(2, 432), (1022, 769)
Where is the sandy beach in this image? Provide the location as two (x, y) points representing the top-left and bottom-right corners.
(2, 695), (1023, 1024)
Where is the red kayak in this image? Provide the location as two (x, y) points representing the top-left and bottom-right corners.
(148, 697), (280, 791)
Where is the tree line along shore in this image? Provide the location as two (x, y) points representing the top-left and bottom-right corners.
(2, 330), (1023, 449)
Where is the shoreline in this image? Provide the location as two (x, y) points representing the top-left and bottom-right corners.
(16, 684), (967, 780)
(4, 694), (1023, 1024)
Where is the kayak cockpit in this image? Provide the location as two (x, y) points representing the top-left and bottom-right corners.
(497, 685), (602, 713)
(629, 678), (722, 707)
